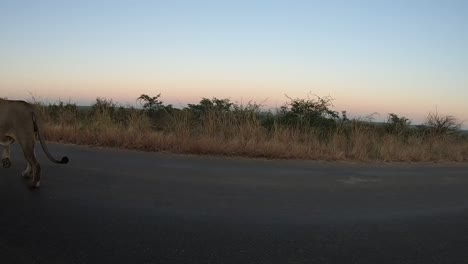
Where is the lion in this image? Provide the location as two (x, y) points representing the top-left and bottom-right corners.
(0, 98), (69, 188)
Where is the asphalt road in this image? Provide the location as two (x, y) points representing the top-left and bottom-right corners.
(1, 143), (468, 264)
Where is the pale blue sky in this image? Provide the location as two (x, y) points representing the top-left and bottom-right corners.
(0, 0), (467, 126)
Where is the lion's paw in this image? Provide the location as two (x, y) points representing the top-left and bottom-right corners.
(28, 181), (40, 189)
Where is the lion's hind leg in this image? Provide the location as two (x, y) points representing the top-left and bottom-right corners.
(22, 163), (32, 178)
(18, 136), (41, 188)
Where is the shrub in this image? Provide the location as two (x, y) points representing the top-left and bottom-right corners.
(42, 101), (79, 125)
(424, 110), (461, 136)
(90, 97), (117, 116)
(186, 98), (233, 116)
(137, 93), (179, 129)
(137, 93), (164, 114)
(277, 95), (339, 135)
(385, 113), (411, 138)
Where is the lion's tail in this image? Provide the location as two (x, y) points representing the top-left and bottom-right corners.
(32, 112), (69, 164)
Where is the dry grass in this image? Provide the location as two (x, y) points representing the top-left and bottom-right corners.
(39, 106), (468, 162)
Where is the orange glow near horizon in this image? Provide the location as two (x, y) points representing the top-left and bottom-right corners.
(1, 76), (466, 128)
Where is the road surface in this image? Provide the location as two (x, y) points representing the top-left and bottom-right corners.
(1, 143), (468, 264)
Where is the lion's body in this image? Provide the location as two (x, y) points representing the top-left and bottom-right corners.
(0, 99), (68, 188)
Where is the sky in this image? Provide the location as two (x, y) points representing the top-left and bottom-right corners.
(0, 0), (467, 126)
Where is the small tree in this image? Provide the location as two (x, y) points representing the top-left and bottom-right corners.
(424, 110), (461, 136)
(186, 98), (233, 115)
(385, 113), (411, 136)
(91, 97), (117, 116)
(137, 93), (164, 114)
(278, 94), (339, 131)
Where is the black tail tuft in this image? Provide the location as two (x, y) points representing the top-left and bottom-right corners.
(60, 157), (69, 164)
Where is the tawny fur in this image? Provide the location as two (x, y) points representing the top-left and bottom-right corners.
(0, 99), (68, 188)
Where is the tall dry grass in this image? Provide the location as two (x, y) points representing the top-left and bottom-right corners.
(37, 101), (468, 162)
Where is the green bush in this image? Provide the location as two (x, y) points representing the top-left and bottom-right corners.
(43, 101), (79, 125)
(276, 95), (339, 135)
(186, 98), (233, 116)
(385, 113), (411, 138)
